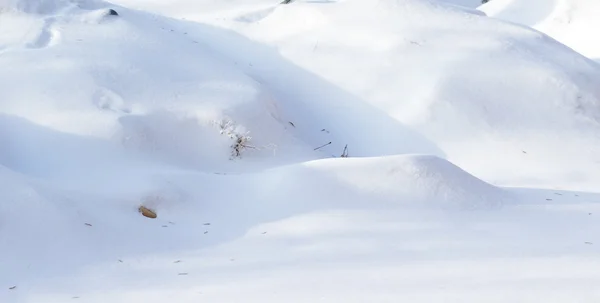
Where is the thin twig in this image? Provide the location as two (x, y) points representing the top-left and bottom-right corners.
(314, 142), (332, 151)
(341, 144), (349, 157)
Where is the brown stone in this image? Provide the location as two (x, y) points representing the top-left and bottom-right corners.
(139, 206), (157, 219)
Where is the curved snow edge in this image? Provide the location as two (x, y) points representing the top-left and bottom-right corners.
(295, 154), (512, 210)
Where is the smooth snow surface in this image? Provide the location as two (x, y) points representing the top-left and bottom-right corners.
(2, 0), (600, 302)
(436, 0), (483, 8)
(482, 0), (600, 59)
(0, 0), (101, 14)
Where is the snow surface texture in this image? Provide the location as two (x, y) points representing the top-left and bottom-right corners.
(2, 0), (600, 302)
(436, 0), (483, 8)
(481, 0), (600, 59)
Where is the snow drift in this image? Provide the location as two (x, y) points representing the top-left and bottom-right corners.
(302, 155), (509, 209)
(3, 0), (600, 301)
(208, 0), (600, 187)
(0, 3), (321, 173)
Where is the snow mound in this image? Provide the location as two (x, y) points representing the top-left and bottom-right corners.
(0, 1), (446, 175)
(302, 155), (508, 210)
(481, 0), (600, 59)
(225, 0), (600, 187)
(3, 0), (600, 301)
(0, 5), (318, 173)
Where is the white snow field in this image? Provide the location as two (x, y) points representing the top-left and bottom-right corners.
(2, 0), (600, 302)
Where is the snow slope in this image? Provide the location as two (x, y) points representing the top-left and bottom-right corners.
(161, 0), (600, 188)
(481, 0), (600, 59)
(2, 0), (600, 302)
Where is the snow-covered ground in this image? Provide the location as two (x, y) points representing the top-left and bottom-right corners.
(481, 0), (600, 59)
(2, 0), (600, 302)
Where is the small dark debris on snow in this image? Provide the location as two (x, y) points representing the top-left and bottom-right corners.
(204, 231), (209, 234)
(72, 296), (80, 299)
(9, 286), (16, 290)
(288, 121), (295, 127)
(262, 231), (267, 234)
(85, 223), (92, 227)
(585, 242), (593, 245)
(118, 260), (123, 263)
(203, 223), (211, 226)
(589, 213), (592, 215)
(546, 198), (553, 201)
(168, 221), (175, 225)
(107, 9), (119, 16)
(178, 273), (188, 276)
(341, 144), (349, 158)
(174, 260), (182, 263)
(314, 141), (332, 151)
(162, 225), (168, 228)
(554, 193), (563, 196)
(522, 150), (527, 154)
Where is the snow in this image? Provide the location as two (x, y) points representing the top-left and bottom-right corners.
(196, 0), (600, 188)
(435, 0), (483, 9)
(481, 0), (600, 59)
(2, 0), (600, 302)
